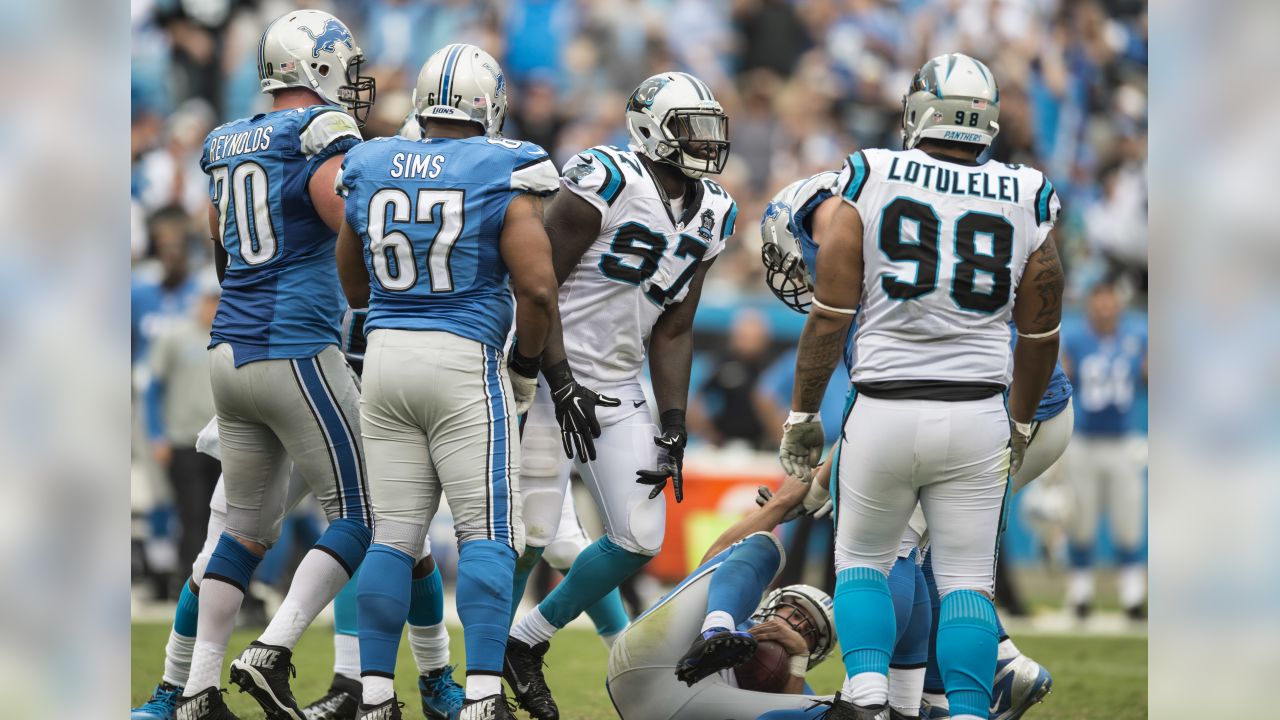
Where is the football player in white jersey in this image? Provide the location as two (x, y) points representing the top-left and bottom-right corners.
(504, 72), (737, 720)
(778, 54), (1065, 720)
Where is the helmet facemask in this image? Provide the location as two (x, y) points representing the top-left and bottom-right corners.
(338, 53), (376, 127)
(658, 108), (729, 178)
(761, 242), (812, 313)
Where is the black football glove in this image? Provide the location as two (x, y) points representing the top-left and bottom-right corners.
(545, 360), (620, 461)
(341, 308), (368, 362)
(636, 410), (688, 502)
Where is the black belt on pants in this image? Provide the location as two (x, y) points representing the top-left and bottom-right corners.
(854, 380), (1005, 402)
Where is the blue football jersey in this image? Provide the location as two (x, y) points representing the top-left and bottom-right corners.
(336, 135), (558, 350)
(1062, 321), (1147, 436)
(201, 105), (362, 366)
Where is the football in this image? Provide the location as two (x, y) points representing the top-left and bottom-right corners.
(734, 639), (792, 693)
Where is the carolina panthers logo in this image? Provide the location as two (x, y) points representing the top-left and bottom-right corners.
(564, 157), (594, 185)
(302, 19), (354, 58)
(698, 208), (716, 241)
(628, 76), (670, 112)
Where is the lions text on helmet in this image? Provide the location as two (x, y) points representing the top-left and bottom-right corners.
(257, 10), (375, 126)
(412, 44), (509, 137)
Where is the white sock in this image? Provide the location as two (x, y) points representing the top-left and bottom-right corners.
(888, 666), (925, 716)
(951, 715), (984, 720)
(510, 608), (557, 646)
(409, 622), (451, 674)
(162, 630), (196, 687)
(259, 549), (350, 649)
(997, 637), (1021, 660)
(1066, 570), (1094, 607)
(1118, 564), (1146, 609)
(465, 673), (501, 701)
(840, 671), (888, 707)
(700, 611), (735, 634)
(362, 675), (395, 706)
(182, 578), (245, 695)
(922, 690), (948, 709)
(600, 631), (620, 650)
(333, 633), (360, 681)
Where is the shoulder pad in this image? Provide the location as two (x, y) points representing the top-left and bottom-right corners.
(298, 108), (362, 159)
(561, 146), (632, 207)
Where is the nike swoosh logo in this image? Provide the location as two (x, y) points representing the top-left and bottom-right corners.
(990, 688), (1005, 714)
(571, 397), (584, 415)
(632, 400), (645, 408)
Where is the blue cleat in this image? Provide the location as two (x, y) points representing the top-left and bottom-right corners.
(919, 694), (949, 720)
(418, 665), (465, 720)
(990, 654), (1052, 720)
(132, 682), (184, 719)
(674, 628), (758, 687)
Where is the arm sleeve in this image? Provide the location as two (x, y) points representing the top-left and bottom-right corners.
(834, 149), (874, 219)
(1033, 174), (1061, 249)
(559, 148), (624, 221)
(300, 109), (362, 185)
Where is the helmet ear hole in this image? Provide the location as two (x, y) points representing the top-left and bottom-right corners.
(640, 127), (651, 139)
(315, 63), (330, 77)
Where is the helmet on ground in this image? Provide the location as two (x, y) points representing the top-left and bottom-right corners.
(413, 44), (508, 137)
(902, 53), (1000, 150)
(257, 10), (375, 126)
(752, 584), (836, 669)
(626, 72), (729, 179)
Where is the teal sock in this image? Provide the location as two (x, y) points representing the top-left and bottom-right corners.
(937, 589), (999, 718)
(538, 537), (649, 628)
(584, 588), (629, 637)
(834, 567), (894, 677)
(333, 566), (360, 636)
(510, 546), (545, 623)
(408, 564), (445, 626)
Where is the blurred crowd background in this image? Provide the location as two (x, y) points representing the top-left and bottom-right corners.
(131, 0), (1147, 620)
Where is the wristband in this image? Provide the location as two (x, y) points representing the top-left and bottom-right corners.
(508, 348), (541, 379)
(543, 360), (574, 393)
(1012, 420), (1032, 436)
(659, 408), (686, 436)
(788, 654), (809, 677)
(785, 411), (819, 427)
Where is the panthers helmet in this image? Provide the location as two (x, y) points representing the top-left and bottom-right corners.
(257, 10), (375, 126)
(626, 72), (729, 179)
(753, 584), (836, 669)
(413, 44), (508, 137)
(760, 171), (839, 314)
(902, 53), (1000, 150)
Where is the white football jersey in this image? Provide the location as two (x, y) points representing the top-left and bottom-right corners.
(558, 145), (737, 394)
(835, 147), (1060, 387)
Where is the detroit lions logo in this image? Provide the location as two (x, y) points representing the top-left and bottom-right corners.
(698, 208), (716, 241)
(628, 76), (671, 112)
(301, 19), (353, 58)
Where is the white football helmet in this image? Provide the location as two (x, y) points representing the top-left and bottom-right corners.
(257, 10), (375, 126)
(902, 53), (1000, 150)
(413, 44), (508, 137)
(625, 72), (729, 179)
(760, 171), (839, 314)
(752, 584), (836, 669)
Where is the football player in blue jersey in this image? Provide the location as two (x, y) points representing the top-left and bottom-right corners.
(335, 45), (576, 720)
(175, 10), (377, 720)
(1059, 281), (1147, 621)
(758, 166), (1072, 720)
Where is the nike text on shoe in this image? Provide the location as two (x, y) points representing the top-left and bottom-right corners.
(132, 681), (184, 719)
(459, 692), (516, 720)
(419, 665), (466, 720)
(503, 638), (559, 720)
(229, 641), (303, 720)
(990, 654), (1053, 720)
(175, 687), (241, 720)
(357, 697), (403, 720)
(674, 628), (758, 686)
(302, 674), (361, 720)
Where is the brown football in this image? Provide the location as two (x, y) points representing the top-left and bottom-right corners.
(733, 639), (792, 692)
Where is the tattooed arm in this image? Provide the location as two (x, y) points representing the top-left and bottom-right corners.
(1008, 235), (1065, 423)
(792, 198), (864, 412)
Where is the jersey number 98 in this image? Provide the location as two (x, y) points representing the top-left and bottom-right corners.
(366, 188), (464, 293)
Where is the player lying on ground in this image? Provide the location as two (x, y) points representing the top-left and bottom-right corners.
(759, 168), (1073, 720)
(504, 70), (738, 720)
(606, 473), (842, 720)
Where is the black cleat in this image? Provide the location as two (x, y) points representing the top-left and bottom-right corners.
(674, 628), (758, 686)
(503, 638), (558, 720)
(175, 687), (241, 720)
(303, 674), (361, 720)
(812, 693), (885, 720)
(229, 641), (303, 720)
(459, 690), (517, 720)
(356, 697), (403, 720)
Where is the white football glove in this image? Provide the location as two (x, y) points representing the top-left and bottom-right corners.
(509, 373), (538, 415)
(1009, 419), (1032, 477)
(779, 412), (824, 480)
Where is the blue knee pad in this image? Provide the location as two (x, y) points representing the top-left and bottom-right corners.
(922, 552), (944, 693)
(1067, 541), (1093, 569)
(834, 567), (894, 677)
(510, 546), (545, 623)
(408, 564), (445, 627)
(539, 536), (650, 628)
(887, 557), (917, 648)
(333, 566), (360, 636)
(585, 588), (630, 637)
(457, 540), (517, 675)
(891, 562), (931, 666)
(316, 518), (372, 577)
(173, 576), (200, 637)
(706, 533), (782, 625)
(204, 533), (263, 592)
(357, 544), (414, 677)
(936, 590), (999, 718)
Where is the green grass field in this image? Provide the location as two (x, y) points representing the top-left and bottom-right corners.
(132, 622), (1147, 719)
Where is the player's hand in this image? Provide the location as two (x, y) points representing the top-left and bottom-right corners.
(755, 485), (806, 522)
(802, 475), (833, 519)
(545, 360), (620, 461)
(779, 412), (824, 480)
(506, 345), (541, 416)
(636, 410), (688, 502)
(1009, 419), (1032, 477)
(748, 619), (809, 658)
